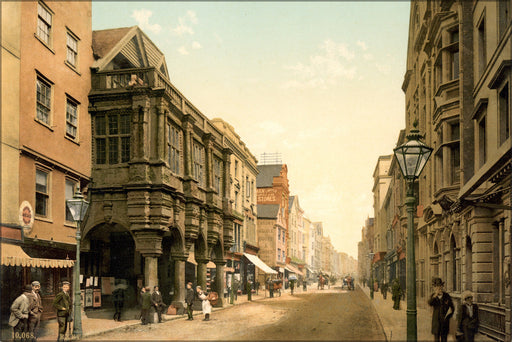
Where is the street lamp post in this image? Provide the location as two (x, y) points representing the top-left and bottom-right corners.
(66, 186), (89, 339)
(393, 121), (432, 342)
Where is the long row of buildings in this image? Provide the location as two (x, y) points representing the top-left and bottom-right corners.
(358, 1), (511, 341)
(0, 1), (355, 323)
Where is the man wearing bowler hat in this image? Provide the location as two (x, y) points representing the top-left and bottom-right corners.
(428, 277), (454, 342)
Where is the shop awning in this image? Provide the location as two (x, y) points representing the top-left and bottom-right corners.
(206, 261), (216, 268)
(243, 253), (277, 274)
(285, 264), (304, 276)
(1, 243), (75, 268)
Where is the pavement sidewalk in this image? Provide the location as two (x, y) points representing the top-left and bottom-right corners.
(1, 289), (285, 341)
(359, 284), (494, 342)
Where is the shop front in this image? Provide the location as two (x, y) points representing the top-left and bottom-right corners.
(1, 242), (75, 321)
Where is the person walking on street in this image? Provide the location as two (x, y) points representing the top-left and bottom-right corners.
(10, 284), (32, 341)
(232, 279), (239, 300)
(140, 286), (152, 325)
(196, 286), (211, 321)
(112, 285), (125, 322)
(289, 279), (295, 295)
(428, 277), (454, 342)
(27, 281), (43, 341)
(151, 286), (166, 323)
(381, 281), (388, 300)
(391, 278), (402, 310)
(53, 281), (72, 341)
(457, 290), (479, 342)
(185, 282), (195, 320)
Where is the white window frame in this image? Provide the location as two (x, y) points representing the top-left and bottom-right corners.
(35, 168), (50, 218)
(66, 31), (79, 67)
(37, 2), (52, 46)
(65, 178), (78, 223)
(65, 97), (78, 140)
(36, 75), (52, 125)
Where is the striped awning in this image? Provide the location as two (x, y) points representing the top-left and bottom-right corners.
(285, 263), (304, 276)
(1, 243), (75, 268)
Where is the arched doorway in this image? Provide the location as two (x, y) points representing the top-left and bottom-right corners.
(83, 223), (139, 308)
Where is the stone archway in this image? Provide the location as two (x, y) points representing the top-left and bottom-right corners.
(83, 222), (139, 307)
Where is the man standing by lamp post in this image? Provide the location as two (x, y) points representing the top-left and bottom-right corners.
(393, 121), (433, 342)
(66, 186), (89, 339)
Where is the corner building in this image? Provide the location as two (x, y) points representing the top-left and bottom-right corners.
(84, 26), (234, 310)
(1, 0), (92, 321)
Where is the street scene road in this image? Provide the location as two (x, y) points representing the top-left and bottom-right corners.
(89, 288), (385, 341)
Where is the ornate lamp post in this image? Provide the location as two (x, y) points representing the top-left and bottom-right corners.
(66, 186), (89, 339)
(393, 122), (432, 342)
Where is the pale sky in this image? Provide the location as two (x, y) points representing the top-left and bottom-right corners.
(92, 2), (411, 259)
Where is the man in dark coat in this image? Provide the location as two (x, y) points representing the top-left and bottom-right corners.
(151, 286), (166, 323)
(53, 281), (72, 341)
(428, 277), (454, 342)
(185, 282), (195, 320)
(112, 285), (125, 321)
(140, 286), (152, 325)
(27, 281), (43, 341)
(391, 278), (402, 310)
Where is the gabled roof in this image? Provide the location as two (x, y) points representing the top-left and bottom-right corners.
(256, 164), (283, 188)
(257, 204), (280, 219)
(92, 26), (169, 76)
(92, 26), (134, 60)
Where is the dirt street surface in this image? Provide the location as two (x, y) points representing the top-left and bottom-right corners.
(88, 287), (386, 341)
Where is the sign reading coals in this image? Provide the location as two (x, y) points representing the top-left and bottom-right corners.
(19, 201), (34, 233)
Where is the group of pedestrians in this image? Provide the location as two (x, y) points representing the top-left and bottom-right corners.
(139, 286), (166, 325)
(138, 282), (216, 324)
(9, 280), (65, 341)
(428, 277), (479, 342)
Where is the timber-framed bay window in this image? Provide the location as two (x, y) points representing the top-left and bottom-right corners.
(95, 113), (130, 165)
(167, 122), (181, 175)
(192, 141), (205, 186)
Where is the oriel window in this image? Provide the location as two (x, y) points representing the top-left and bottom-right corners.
(95, 113), (130, 165)
(167, 123), (181, 175)
(192, 142), (204, 185)
(213, 157), (222, 193)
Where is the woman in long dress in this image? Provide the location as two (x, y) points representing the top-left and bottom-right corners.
(196, 286), (211, 321)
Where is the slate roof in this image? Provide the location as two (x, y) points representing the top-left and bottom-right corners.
(257, 204), (280, 219)
(256, 165), (282, 188)
(92, 26), (134, 59)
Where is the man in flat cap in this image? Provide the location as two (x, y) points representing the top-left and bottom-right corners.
(9, 285), (32, 341)
(53, 281), (72, 341)
(428, 277), (454, 342)
(27, 281), (43, 341)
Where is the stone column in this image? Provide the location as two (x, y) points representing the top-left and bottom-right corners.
(182, 115), (194, 179)
(172, 256), (186, 314)
(214, 260), (226, 307)
(196, 259), (208, 290)
(144, 255), (159, 288)
(222, 148), (232, 198)
(203, 134), (214, 190)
